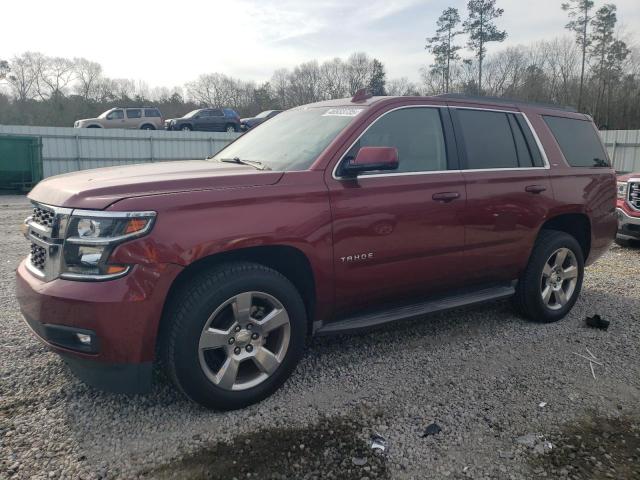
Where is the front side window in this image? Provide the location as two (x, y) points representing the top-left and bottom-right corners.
(212, 107), (361, 171)
(543, 115), (609, 167)
(106, 110), (124, 120)
(126, 109), (141, 119)
(345, 107), (448, 174)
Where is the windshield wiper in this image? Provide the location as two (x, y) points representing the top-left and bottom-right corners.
(218, 157), (270, 171)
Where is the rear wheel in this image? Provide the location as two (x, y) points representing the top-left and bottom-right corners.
(162, 262), (307, 410)
(140, 124), (155, 130)
(513, 230), (584, 323)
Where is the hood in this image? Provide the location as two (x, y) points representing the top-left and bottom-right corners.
(29, 160), (284, 210)
(618, 172), (640, 182)
(76, 117), (98, 123)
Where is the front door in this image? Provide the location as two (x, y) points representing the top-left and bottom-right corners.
(326, 106), (468, 316)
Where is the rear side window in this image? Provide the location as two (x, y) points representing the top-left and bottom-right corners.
(144, 108), (161, 117)
(126, 109), (141, 119)
(543, 116), (609, 167)
(210, 109), (224, 117)
(456, 109), (544, 169)
(346, 107), (448, 174)
(457, 110), (517, 169)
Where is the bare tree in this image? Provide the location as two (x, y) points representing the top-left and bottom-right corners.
(7, 52), (42, 101)
(73, 58), (103, 101)
(37, 56), (75, 100)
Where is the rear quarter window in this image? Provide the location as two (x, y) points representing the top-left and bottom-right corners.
(543, 116), (609, 167)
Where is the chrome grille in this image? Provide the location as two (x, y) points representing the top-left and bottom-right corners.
(629, 182), (640, 211)
(25, 202), (72, 282)
(30, 243), (47, 270)
(32, 205), (55, 228)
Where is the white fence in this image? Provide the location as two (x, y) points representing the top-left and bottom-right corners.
(1, 124), (639, 179)
(600, 130), (640, 173)
(0, 125), (240, 178)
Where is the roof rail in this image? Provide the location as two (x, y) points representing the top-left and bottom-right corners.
(435, 93), (577, 112)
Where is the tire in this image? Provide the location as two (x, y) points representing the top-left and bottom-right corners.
(179, 124), (192, 131)
(140, 124), (155, 130)
(513, 229), (584, 323)
(87, 125), (101, 128)
(225, 123), (238, 133)
(161, 262), (307, 410)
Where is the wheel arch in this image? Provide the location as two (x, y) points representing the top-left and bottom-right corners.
(538, 213), (592, 260)
(159, 245), (317, 341)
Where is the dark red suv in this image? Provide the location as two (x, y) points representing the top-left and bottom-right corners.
(16, 94), (617, 409)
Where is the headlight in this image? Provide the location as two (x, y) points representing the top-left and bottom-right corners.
(617, 181), (628, 199)
(61, 210), (156, 280)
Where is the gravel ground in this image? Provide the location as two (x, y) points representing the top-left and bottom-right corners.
(1, 194), (639, 480)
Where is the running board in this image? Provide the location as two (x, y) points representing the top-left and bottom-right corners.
(315, 284), (515, 335)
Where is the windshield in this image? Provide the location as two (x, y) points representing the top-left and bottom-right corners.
(98, 110), (112, 119)
(183, 109), (200, 119)
(212, 106), (364, 171)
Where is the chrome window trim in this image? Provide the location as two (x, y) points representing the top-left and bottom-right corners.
(332, 105), (551, 180)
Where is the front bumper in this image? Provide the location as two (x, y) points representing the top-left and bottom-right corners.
(616, 207), (640, 240)
(16, 259), (182, 393)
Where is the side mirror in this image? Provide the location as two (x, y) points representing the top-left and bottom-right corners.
(341, 146), (399, 177)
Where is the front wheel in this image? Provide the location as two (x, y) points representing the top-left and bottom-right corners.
(180, 124), (192, 131)
(513, 230), (584, 323)
(161, 262), (307, 410)
(225, 123), (238, 133)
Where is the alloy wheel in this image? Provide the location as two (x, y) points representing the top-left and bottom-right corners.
(198, 291), (291, 391)
(540, 247), (579, 310)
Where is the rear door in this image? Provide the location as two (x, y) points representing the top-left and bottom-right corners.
(209, 109), (225, 131)
(326, 105), (468, 316)
(125, 108), (142, 128)
(450, 106), (554, 284)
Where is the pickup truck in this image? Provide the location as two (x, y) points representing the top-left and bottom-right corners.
(16, 93), (617, 410)
(616, 172), (640, 246)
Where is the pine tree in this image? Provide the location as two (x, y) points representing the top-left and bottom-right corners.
(561, 0), (595, 111)
(426, 7), (462, 93)
(463, 0), (507, 95)
(368, 59), (387, 96)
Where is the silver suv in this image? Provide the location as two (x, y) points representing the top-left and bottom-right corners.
(74, 107), (163, 130)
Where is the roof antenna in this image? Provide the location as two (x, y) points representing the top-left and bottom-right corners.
(351, 89), (372, 103)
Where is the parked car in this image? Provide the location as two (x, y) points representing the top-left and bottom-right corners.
(240, 110), (282, 131)
(615, 171), (640, 246)
(74, 107), (163, 130)
(164, 108), (241, 132)
(17, 93), (617, 410)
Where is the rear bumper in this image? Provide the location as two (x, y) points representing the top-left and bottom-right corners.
(616, 207), (640, 240)
(16, 259), (182, 392)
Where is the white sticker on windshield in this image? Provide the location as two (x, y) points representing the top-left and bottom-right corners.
(323, 107), (365, 117)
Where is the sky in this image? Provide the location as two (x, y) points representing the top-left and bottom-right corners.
(2, 0), (639, 88)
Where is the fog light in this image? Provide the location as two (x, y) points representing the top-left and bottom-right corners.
(76, 333), (92, 345)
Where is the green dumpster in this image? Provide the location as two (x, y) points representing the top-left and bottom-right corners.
(0, 135), (43, 192)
